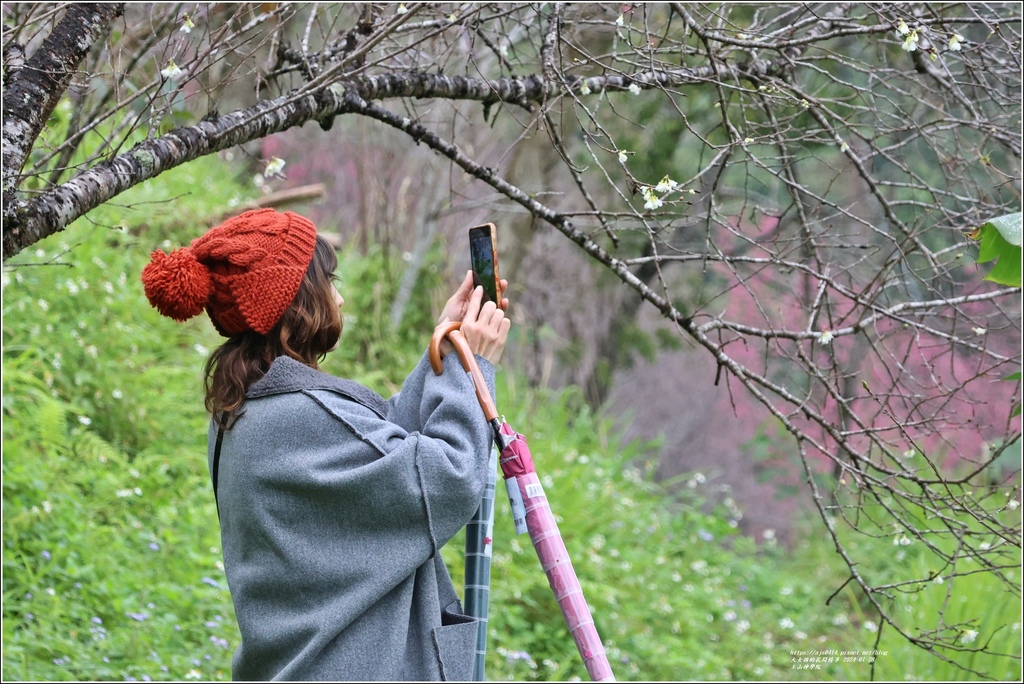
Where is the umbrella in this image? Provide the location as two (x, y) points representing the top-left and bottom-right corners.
(430, 321), (615, 682)
(462, 443), (497, 680)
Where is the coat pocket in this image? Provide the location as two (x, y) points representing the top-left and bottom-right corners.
(432, 602), (478, 682)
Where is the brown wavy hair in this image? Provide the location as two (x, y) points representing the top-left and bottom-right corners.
(204, 235), (341, 428)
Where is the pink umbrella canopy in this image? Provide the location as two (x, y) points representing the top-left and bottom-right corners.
(498, 423), (615, 682)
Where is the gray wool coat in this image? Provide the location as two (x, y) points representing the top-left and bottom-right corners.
(207, 351), (496, 681)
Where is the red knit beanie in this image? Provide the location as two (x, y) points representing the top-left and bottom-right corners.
(141, 208), (317, 336)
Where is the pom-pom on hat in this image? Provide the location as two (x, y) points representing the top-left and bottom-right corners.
(141, 208), (317, 336)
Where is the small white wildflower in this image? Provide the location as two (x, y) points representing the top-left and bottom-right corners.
(818, 330), (834, 345)
(628, 83), (641, 96)
(194, 343), (209, 356)
(655, 176), (679, 194)
(78, 416), (92, 426)
(864, 620), (878, 632)
(185, 670), (201, 681)
(38, 299), (50, 311)
(743, 137), (754, 144)
(615, 13), (624, 26)
(112, 389), (123, 399)
(763, 528), (775, 540)
(160, 60), (183, 79)
(902, 449), (915, 459)
(448, 12), (457, 22)
(617, 150), (628, 164)
(800, 99), (809, 108)
(180, 14), (195, 33)
(779, 617), (795, 629)
(724, 611), (736, 622)
(580, 80), (592, 95)
(780, 586), (793, 595)
(961, 629), (978, 644)
(902, 30), (919, 52)
(896, 19), (911, 36)
(46, 587), (57, 596)
(736, 619), (750, 634)
(949, 33), (964, 51)
(43, 500), (53, 513)
(972, 327), (986, 335)
(396, 3), (408, 15)
(840, 140), (850, 153)
(264, 157), (286, 177)
(116, 489), (134, 498)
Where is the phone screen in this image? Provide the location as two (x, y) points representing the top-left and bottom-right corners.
(469, 224), (500, 305)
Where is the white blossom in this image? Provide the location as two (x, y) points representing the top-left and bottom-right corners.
(779, 617), (795, 629)
(580, 81), (592, 95)
(617, 150), (628, 163)
(1008, 499), (1020, 510)
(78, 416), (92, 426)
(934, 575), (945, 584)
(961, 629), (978, 644)
(641, 187), (663, 210)
(902, 30), (919, 52)
(180, 14), (195, 33)
(864, 620), (878, 632)
(818, 330), (834, 345)
(396, 3), (408, 14)
(972, 327), (986, 335)
(161, 60), (183, 79)
(654, 176), (679, 194)
(628, 83), (641, 96)
(264, 157), (286, 177)
(949, 33), (964, 51)
(840, 140), (850, 153)
(896, 19), (911, 36)
(616, 13), (624, 26)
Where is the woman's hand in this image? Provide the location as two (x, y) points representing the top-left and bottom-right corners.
(438, 270), (508, 325)
(437, 271), (509, 359)
(460, 286), (511, 365)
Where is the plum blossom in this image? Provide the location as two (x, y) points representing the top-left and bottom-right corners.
(818, 330), (834, 345)
(628, 83), (641, 96)
(641, 187), (663, 210)
(949, 33), (964, 51)
(654, 176), (679, 194)
(180, 14), (195, 33)
(160, 60), (183, 79)
(264, 157), (286, 177)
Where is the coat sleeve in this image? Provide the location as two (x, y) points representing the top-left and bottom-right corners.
(385, 350), (496, 435)
(306, 351), (496, 554)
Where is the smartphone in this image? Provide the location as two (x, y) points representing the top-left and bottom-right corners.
(469, 223), (501, 306)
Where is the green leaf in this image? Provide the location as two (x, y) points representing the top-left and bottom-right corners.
(969, 212), (1022, 287)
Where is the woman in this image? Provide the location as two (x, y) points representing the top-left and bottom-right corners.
(141, 208), (511, 681)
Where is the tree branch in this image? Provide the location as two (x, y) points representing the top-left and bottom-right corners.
(2, 3), (124, 250)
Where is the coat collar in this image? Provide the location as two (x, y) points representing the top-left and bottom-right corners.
(247, 356), (388, 418)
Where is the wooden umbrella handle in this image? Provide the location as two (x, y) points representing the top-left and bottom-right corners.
(429, 320), (499, 422)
